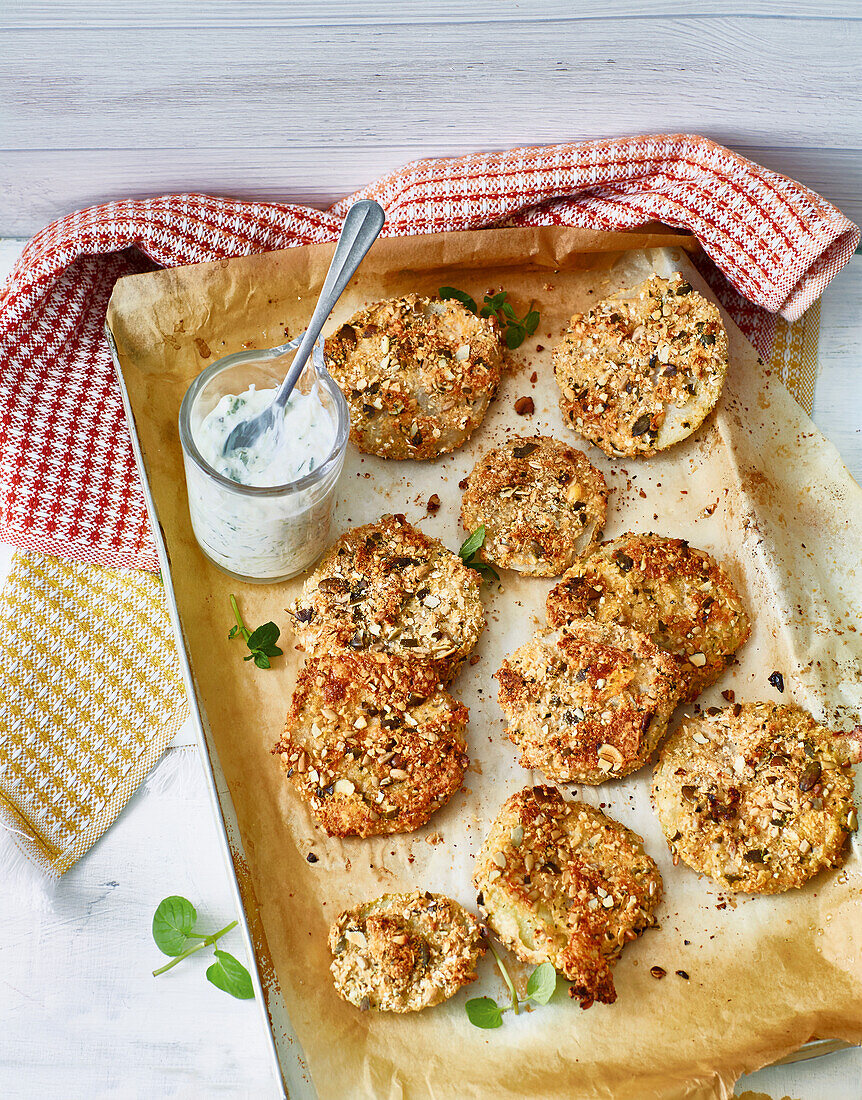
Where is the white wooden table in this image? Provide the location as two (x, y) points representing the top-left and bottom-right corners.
(0, 245), (859, 1100)
(1, 1), (861, 1094)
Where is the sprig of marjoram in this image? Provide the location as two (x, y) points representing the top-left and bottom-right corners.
(151, 895), (254, 1000)
(439, 286), (540, 349)
(228, 593), (283, 669)
(458, 525), (499, 584)
(466, 944), (557, 1028)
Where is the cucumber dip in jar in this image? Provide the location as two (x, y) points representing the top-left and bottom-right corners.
(179, 337), (349, 583)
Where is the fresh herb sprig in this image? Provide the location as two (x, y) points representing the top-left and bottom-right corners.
(439, 286), (540, 349)
(151, 895), (254, 1000)
(458, 525), (499, 584)
(466, 942), (556, 1029)
(228, 594), (283, 669)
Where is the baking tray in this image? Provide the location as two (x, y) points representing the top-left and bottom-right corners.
(105, 226), (860, 1098)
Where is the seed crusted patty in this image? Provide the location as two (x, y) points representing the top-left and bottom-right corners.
(552, 273), (728, 457)
(324, 294), (504, 460)
(459, 436), (608, 577)
(652, 702), (857, 893)
(474, 786), (662, 1008)
(288, 514), (485, 681)
(273, 653), (468, 837)
(495, 620), (683, 784)
(329, 891), (485, 1012)
(547, 533), (750, 703)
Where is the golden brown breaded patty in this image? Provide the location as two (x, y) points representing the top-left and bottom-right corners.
(324, 294), (504, 460)
(329, 891), (485, 1012)
(273, 653), (468, 838)
(652, 702), (857, 893)
(552, 274), (728, 457)
(546, 533), (750, 703)
(474, 786), (662, 1008)
(495, 620), (683, 784)
(288, 514), (485, 681)
(459, 436), (608, 577)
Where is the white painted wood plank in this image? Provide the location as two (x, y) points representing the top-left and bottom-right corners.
(2, 20), (860, 151)
(4, 0), (862, 26)
(0, 143), (859, 239)
(0, 754), (280, 1098)
(812, 258), (862, 481)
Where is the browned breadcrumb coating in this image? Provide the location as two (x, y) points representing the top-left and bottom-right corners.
(273, 653), (468, 838)
(495, 620), (683, 784)
(288, 514), (485, 682)
(329, 891), (485, 1012)
(552, 273), (728, 457)
(459, 435), (608, 577)
(324, 294), (504, 460)
(652, 702), (857, 893)
(474, 786), (662, 1008)
(547, 533), (750, 703)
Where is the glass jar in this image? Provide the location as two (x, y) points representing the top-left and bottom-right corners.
(178, 338), (349, 583)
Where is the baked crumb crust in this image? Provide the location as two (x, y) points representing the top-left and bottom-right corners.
(474, 786), (662, 1008)
(324, 294), (504, 460)
(329, 891), (485, 1012)
(552, 274), (728, 457)
(288, 514), (485, 681)
(652, 702), (857, 893)
(495, 620), (683, 783)
(460, 435), (608, 577)
(547, 533), (750, 702)
(274, 652), (468, 837)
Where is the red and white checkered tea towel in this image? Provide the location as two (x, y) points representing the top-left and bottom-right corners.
(1, 134), (858, 574)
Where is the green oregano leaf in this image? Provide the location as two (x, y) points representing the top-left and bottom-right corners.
(459, 525), (486, 561)
(457, 526), (499, 585)
(438, 286), (478, 314)
(152, 895), (197, 957)
(247, 622), (279, 650)
(229, 595), (283, 670)
(526, 961), (557, 1005)
(465, 996), (505, 1029)
(206, 950), (255, 1000)
(437, 287), (540, 351)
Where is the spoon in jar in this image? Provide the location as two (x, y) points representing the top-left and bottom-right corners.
(222, 199), (385, 455)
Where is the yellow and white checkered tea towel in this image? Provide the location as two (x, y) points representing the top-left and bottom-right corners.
(0, 551), (187, 877)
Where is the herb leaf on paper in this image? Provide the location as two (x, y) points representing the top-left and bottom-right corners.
(458, 525), (499, 584)
(525, 961), (557, 1005)
(439, 286), (540, 350)
(465, 996), (505, 1029)
(229, 594), (283, 669)
(465, 944), (558, 1029)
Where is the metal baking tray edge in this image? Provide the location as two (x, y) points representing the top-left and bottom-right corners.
(105, 320), (854, 1096)
(107, 324), (307, 1099)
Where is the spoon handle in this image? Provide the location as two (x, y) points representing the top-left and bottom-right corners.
(274, 199), (386, 410)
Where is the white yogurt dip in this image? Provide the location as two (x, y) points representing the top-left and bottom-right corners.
(179, 343), (348, 583)
(197, 383), (337, 488)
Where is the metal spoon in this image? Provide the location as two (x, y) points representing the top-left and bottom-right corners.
(222, 199), (385, 455)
